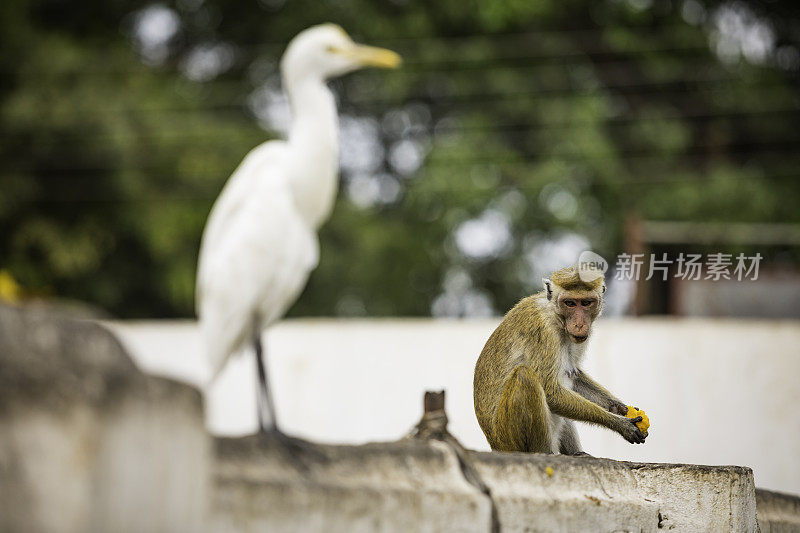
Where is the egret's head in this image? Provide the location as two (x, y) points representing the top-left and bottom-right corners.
(281, 23), (401, 86)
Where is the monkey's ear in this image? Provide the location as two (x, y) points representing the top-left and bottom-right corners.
(601, 281), (607, 294)
(543, 278), (553, 300)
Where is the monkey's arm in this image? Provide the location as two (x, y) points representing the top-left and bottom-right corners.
(547, 385), (619, 428)
(547, 385), (646, 444)
(573, 370), (627, 415)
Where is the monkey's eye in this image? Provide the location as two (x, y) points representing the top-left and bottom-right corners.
(563, 300), (577, 308)
(581, 300), (593, 307)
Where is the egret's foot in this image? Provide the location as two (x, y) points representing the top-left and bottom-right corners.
(258, 427), (325, 471)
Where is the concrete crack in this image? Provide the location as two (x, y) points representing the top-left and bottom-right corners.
(586, 464), (613, 499)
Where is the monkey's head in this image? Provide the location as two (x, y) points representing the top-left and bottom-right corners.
(543, 266), (606, 344)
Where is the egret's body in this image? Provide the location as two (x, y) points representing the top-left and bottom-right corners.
(196, 24), (399, 431)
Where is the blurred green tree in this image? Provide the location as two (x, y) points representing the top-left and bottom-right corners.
(0, 0), (798, 317)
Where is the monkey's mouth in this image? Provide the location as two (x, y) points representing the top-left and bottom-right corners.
(571, 334), (588, 343)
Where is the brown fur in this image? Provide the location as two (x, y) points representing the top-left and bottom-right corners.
(548, 266), (603, 292)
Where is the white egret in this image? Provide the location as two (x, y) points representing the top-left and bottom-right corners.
(196, 24), (400, 436)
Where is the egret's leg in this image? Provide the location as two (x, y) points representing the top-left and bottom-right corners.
(254, 335), (276, 433)
(253, 335), (322, 470)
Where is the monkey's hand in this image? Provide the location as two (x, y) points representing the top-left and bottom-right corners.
(625, 406), (649, 435)
(608, 401), (628, 416)
(616, 415), (647, 444)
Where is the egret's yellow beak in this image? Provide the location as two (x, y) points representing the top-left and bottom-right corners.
(336, 44), (402, 69)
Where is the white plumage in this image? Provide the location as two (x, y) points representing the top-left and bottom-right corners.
(197, 143), (316, 378)
(195, 24), (400, 432)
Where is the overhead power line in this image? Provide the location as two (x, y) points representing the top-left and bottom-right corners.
(6, 142), (799, 174)
(7, 170), (800, 204)
(3, 77), (791, 116)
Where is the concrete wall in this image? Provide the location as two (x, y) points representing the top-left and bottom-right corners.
(470, 452), (758, 532)
(211, 432), (762, 533)
(106, 317), (800, 495)
(212, 436), (492, 533)
(0, 305), (210, 533)
(757, 489), (800, 532)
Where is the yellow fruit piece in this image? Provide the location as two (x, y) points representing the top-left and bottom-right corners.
(625, 406), (650, 435)
(545, 466), (554, 477)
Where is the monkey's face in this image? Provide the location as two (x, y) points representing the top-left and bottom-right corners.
(543, 267), (606, 344)
(558, 295), (599, 343)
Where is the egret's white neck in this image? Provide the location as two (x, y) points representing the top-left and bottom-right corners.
(284, 76), (339, 229)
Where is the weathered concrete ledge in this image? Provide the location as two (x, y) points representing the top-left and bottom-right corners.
(470, 450), (757, 532)
(213, 435), (491, 532)
(756, 488), (800, 532)
(0, 304), (210, 533)
(2, 303), (799, 532)
(211, 432), (763, 532)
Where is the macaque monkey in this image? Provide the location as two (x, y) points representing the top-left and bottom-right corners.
(473, 266), (646, 454)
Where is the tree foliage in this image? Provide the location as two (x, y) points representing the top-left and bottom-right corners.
(1, 0), (798, 317)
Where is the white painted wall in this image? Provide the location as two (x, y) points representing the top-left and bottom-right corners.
(104, 317), (800, 495)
